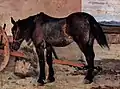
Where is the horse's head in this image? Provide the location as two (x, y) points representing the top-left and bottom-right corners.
(11, 17), (25, 50)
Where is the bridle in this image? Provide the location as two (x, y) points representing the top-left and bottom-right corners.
(12, 25), (23, 44)
(13, 38), (23, 43)
(12, 25), (32, 44)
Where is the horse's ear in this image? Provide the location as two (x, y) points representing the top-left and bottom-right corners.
(11, 17), (16, 24)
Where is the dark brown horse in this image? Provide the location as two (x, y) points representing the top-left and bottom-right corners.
(11, 12), (109, 85)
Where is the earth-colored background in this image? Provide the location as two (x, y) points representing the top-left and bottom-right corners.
(0, 0), (120, 89)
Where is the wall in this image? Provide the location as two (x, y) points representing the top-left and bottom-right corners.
(1, 0), (120, 35)
(0, 0), (80, 35)
(82, 0), (120, 21)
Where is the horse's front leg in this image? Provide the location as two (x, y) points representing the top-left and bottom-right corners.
(36, 45), (45, 85)
(46, 44), (55, 83)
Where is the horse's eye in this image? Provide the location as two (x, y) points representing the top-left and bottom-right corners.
(12, 29), (16, 36)
(12, 29), (14, 33)
(12, 27), (16, 34)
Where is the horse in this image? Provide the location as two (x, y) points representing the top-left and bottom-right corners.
(11, 12), (109, 85)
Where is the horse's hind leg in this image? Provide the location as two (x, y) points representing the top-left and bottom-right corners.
(83, 44), (95, 84)
(46, 44), (55, 83)
(74, 36), (95, 84)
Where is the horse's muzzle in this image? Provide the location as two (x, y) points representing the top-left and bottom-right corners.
(11, 42), (20, 51)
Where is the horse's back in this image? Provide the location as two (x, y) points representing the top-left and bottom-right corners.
(36, 12), (94, 46)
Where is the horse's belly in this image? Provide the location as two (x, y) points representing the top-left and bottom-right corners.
(44, 19), (73, 47)
(47, 37), (73, 47)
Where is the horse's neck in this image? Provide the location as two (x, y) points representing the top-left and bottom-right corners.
(24, 20), (35, 42)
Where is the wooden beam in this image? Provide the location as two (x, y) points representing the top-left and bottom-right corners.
(102, 26), (120, 34)
(0, 49), (85, 68)
(53, 59), (85, 67)
(0, 49), (27, 58)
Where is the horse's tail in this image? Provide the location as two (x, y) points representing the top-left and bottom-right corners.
(51, 46), (59, 59)
(90, 16), (109, 49)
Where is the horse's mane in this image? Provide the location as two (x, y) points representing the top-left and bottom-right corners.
(38, 12), (66, 20)
(15, 15), (37, 32)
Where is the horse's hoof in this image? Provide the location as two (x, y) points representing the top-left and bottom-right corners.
(37, 83), (44, 86)
(83, 79), (93, 84)
(37, 80), (45, 86)
(47, 77), (55, 83)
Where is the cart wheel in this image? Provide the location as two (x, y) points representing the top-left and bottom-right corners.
(0, 24), (10, 71)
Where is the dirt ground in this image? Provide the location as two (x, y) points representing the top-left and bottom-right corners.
(0, 43), (120, 89)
